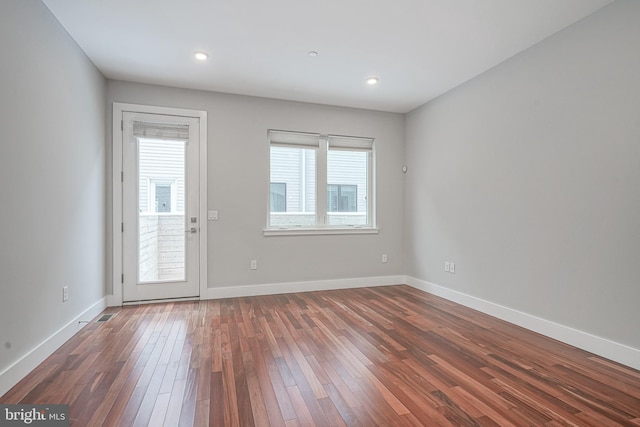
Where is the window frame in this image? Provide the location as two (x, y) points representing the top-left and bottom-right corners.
(265, 130), (378, 236)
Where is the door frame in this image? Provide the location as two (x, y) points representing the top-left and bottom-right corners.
(112, 103), (207, 306)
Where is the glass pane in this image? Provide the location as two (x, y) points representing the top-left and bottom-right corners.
(327, 150), (368, 226)
(155, 185), (171, 212)
(270, 182), (287, 212)
(269, 146), (316, 227)
(138, 138), (186, 283)
(328, 184), (357, 212)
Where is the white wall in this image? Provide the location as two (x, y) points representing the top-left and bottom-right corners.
(107, 82), (405, 292)
(0, 0), (106, 392)
(405, 0), (640, 351)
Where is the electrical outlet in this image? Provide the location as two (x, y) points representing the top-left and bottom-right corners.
(445, 262), (450, 272)
(63, 286), (69, 302)
(250, 260), (257, 270)
(381, 254), (388, 263)
(450, 263), (455, 274)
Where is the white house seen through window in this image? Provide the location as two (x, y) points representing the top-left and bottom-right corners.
(270, 183), (287, 212)
(268, 130), (374, 229)
(328, 184), (357, 212)
(155, 184), (172, 212)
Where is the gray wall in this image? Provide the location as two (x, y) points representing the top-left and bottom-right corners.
(0, 0), (106, 373)
(405, 0), (640, 349)
(107, 82), (405, 290)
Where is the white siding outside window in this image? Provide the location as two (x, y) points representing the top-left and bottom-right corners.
(138, 138), (185, 214)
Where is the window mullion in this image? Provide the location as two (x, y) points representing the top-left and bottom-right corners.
(317, 136), (328, 226)
(368, 150), (374, 227)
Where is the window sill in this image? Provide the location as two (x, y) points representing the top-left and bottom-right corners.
(263, 227), (379, 236)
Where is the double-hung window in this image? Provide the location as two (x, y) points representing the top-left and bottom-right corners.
(267, 129), (375, 233)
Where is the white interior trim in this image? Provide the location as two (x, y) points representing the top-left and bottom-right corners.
(111, 103), (208, 306)
(198, 110), (208, 304)
(263, 227), (379, 236)
(122, 297), (200, 306)
(111, 104), (123, 306)
(0, 297), (107, 397)
(406, 276), (640, 371)
(205, 275), (406, 299)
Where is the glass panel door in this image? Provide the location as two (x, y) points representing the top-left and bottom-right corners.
(122, 112), (200, 302)
(138, 138), (186, 283)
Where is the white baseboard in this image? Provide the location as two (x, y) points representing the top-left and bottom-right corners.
(406, 277), (640, 371)
(205, 275), (406, 300)
(0, 297), (108, 397)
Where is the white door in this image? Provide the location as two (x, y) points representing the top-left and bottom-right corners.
(121, 112), (200, 302)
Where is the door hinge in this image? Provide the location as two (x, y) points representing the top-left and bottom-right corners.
(121, 120), (123, 131)
(120, 171), (123, 182)
(121, 274), (124, 283)
(121, 222), (124, 232)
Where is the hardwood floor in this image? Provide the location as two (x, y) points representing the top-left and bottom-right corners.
(2, 285), (640, 426)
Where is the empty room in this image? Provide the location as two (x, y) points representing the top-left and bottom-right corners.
(1, 0), (639, 425)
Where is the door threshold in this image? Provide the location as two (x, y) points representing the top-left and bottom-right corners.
(122, 296), (200, 306)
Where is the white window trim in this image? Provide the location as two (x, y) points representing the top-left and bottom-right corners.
(265, 130), (376, 236)
(111, 103), (207, 306)
(263, 227), (379, 237)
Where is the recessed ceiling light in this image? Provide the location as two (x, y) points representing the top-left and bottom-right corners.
(194, 51), (208, 61)
(366, 77), (379, 85)
(308, 51), (318, 57)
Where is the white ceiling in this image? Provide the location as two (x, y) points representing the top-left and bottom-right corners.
(42, 0), (613, 113)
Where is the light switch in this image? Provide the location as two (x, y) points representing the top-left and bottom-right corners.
(208, 210), (218, 221)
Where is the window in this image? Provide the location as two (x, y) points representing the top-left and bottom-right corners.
(143, 178), (179, 214)
(270, 183), (287, 212)
(267, 130), (375, 232)
(269, 139), (316, 227)
(155, 184), (172, 212)
(328, 184), (357, 212)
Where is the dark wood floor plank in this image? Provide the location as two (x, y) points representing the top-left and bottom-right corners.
(319, 359), (360, 410)
(264, 351), (297, 421)
(227, 322), (254, 427)
(221, 347), (241, 426)
(322, 383), (362, 426)
(277, 337), (332, 425)
(208, 371), (224, 427)
(280, 332), (329, 400)
(369, 362), (451, 425)
(102, 364), (145, 427)
(249, 336), (287, 426)
(242, 348), (271, 426)
(2, 285), (639, 426)
(286, 385), (315, 426)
